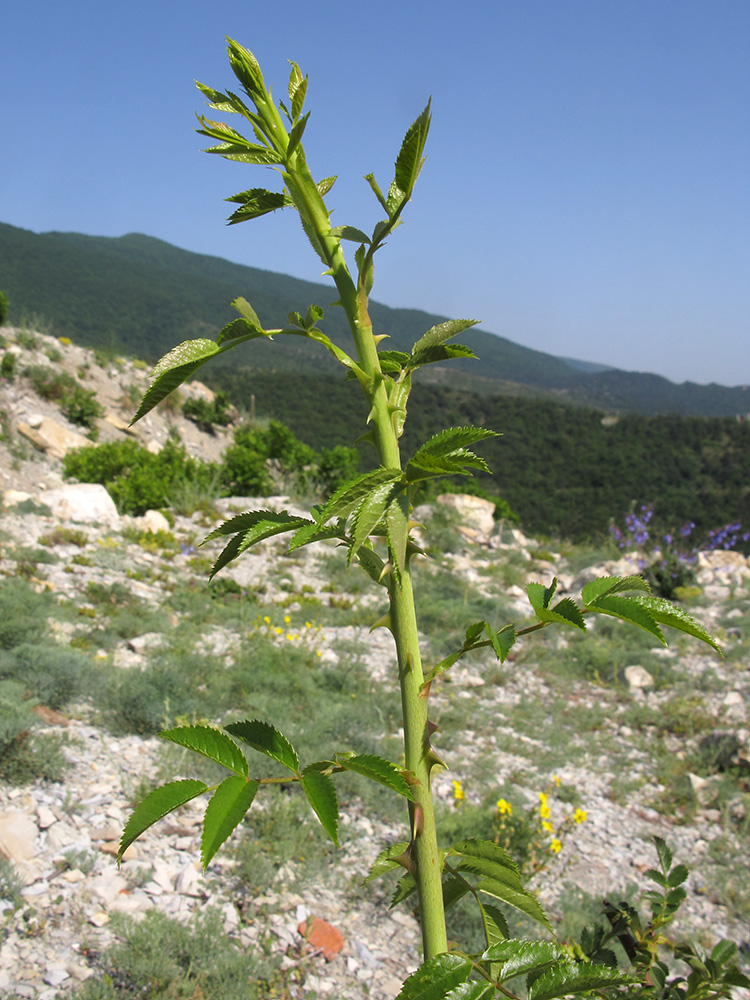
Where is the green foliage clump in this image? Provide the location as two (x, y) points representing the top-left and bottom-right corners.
(72, 909), (284, 1000)
(0, 643), (90, 711)
(63, 438), (220, 515)
(182, 389), (234, 432)
(0, 678), (67, 784)
(24, 364), (104, 428)
(60, 383), (105, 429)
(1, 352), (17, 380)
(0, 290), (8, 325)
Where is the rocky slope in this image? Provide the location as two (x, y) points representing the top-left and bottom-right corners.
(0, 327), (749, 999)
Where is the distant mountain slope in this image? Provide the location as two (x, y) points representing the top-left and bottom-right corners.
(2, 221), (748, 417)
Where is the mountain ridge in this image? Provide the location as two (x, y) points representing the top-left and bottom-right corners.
(2, 221), (748, 418)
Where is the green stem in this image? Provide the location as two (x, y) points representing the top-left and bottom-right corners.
(286, 151), (448, 961)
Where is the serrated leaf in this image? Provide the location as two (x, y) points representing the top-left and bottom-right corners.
(581, 575), (650, 605)
(644, 867), (668, 888)
(386, 493), (409, 584)
(160, 725), (248, 777)
(486, 623), (516, 662)
(230, 296), (262, 329)
(224, 719), (299, 772)
(710, 940), (738, 966)
(357, 544), (388, 587)
(131, 339), (221, 424)
(203, 511), (312, 578)
(444, 985), (496, 1000)
(317, 469), (404, 524)
(411, 319), (480, 357)
(482, 940), (561, 979)
(378, 350), (411, 370)
(119, 779), (207, 863)
(301, 767), (339, 845)
(667, 863), (689, 887)
(288, 62), (307, 120)
(329, 224), (371, 244)
(654, 836), (672, 873)
(408, 343), (479, 368)
(477, 879), (552, 931)
(395, 953), (471, 1000)
(549, 598), (587, 630)
(586, 594), (666, 644)
(527, 961), (625, 1000)
(201, 775), (258, 869)
(337, 754), (415, 800)
(442, 872), (471, 911)
(393, 99), (432, 204)
(627, 593), (722, 653)
(451, 840), (520, 878)
(527, 584), (587, 630)
(482, 902), (510, 944)
(287, 111), (310, 157)
(225, 188), (288, 224)
(390, 871), (418, 908)
(364, 841), (410, 883)
(412, 427), (498, 462)
(288, 520), (345, 551)
(348, 482), (404, 564)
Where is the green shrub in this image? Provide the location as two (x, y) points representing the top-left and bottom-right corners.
(0, 642), (90, 710)
(0, 678), (67, 784)
(60, 384), (105, 428)
(0, 579), (54, 649)
(72, 909), (284, 1000)
(1, 352), (17, 380)
(0, 290), (8, 325)
(25, 364), (77, 400)
(63, 438), (221, 515)
(183, 389), (234, 432)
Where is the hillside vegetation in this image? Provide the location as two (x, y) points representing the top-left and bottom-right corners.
(2, 221), (749, 417)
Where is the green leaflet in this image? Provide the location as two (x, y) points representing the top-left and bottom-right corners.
(225, 719), (299, 773)
(130, 339), (220, 424)
(442, 984), (495, 1000)
(301, 767), (339, 846)
(442, 872), (471, 911)
(627, 593), (723, 653)
(317, 469), (404, 524)
(202, 510), (312, 577)
(288, 62), (307, 120)
(406, 427), (496, 482)
(526, 961), (626, 1000)
(394, 954), (471, 1000)
(385, 493), (409, 584)
(287, 520), (346, 552)
(411, 319), (479, 357)
(580, 575), (650, 604)
(118, 779), (207, 864)
(486, 623), (516, 662)
(201, 775), (258, 869)
(390, 871), (418, 908)
(328, 225), (371, 244)
(364, 841), (411, 883)
(287, 111), (310, 158)
(348, 481), (403, 564)
(393, 100), (432, 205)
(160, 725), (248, 777)
(586, 593), (666, 644)
(526, 582), (586, 630)
(412, 426), (498, 460)
(482, 940), (561, 979)
(336, 753), (415, 800)
(225, 187), (289, 223)
(481, 902), (510, 945)
(409, 344), (479, 369)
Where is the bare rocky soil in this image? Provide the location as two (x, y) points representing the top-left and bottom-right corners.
(0, 328), (749, 999)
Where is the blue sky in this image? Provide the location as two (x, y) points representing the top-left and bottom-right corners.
(2, 1), (748, 385)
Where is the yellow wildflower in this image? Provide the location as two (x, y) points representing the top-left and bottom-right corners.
(539, 802), (551, 820)
(284, 615), (291, 624)
(496, 798), (513, 816)
(263, 616), (271, 624)
(553, 774), (561, 787)
(550, 838), (562, 854)
(573, 808), (588, 824)
(541, 820), (553, 833)
(452, 780), (465, 801)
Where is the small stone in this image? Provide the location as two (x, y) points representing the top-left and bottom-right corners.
(88, 911), (109, 927)
(624, 665), (654, 691)
(44, 968), (69, 986)
(0, 810), (39, 861)
(298, 916), (345, 962)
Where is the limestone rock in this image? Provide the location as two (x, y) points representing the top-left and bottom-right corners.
(42, 483), (120, 526)
(0, 811), (39, 861)
(18, 417), (91, 459)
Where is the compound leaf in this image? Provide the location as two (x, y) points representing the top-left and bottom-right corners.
(118, 779), (207, 863)
(160, 725), (248, 776)
(337, 753), (415, 800)
(301, 767), (339, 845)
(201, 775), (258, 869)
(394, 953), (471, 1000)
(225, 719), (299, 773)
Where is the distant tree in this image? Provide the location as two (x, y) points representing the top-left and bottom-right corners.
(0, 291), (8, 326)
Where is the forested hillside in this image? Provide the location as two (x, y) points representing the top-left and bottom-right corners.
(2, 221), (749, 417)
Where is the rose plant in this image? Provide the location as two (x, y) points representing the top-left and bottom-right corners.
(119, 41), (746, 998)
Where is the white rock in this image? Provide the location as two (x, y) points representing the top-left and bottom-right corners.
(43, 483), (120, 527)
(624, 665), (654, 691)
(135, 509), (171, 534)
(0, 811), (39, 861)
